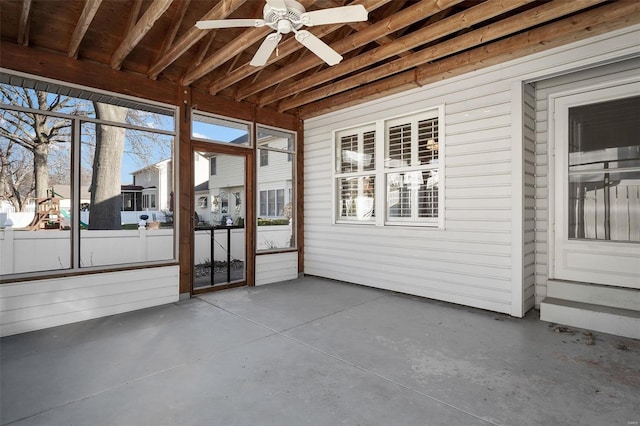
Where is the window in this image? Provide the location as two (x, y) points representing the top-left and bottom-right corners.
(0, 75), (176, 277)
(197, 196), (207, 208)
(142, 193), (157, 209)
(567, 95), (640, 241)
(334, 107), (443, 226)
(256, 126), (296, 251)
(260, 149), (269, 166)
(191, 112), (251, 147)
(210, 157), (217, 175)
(385, 112), (439, 224)
(259, 189), (285, 216)
(335, 125), (376, 222)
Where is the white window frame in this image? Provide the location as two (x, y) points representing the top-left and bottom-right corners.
(384, 109), (441, 226)
(332, 106), (445, 228)
(334, 124), (377, 223)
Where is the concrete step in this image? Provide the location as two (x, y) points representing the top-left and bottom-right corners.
(547, 279), (640, 312)
(540, 297), (640, 339)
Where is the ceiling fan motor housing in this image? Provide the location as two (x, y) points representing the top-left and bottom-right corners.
(264, 0), (305, 32)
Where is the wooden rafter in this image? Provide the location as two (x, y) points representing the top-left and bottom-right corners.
(126, 0), (144, 36)
(298, 0), (640, 119)
(156, 0), (192, 61)
(233, 0), (463, 101)
(68, 0), (103, 58)
(111, 0), (173, 70)
(180, 0), (284, 85)
(192, 31), (216, 68)
(207, 0), (392, 95)
(17, 0), (32, 46)
(148, 0), (248, 79)
(261, 0), (535, 107)
(349, 21), (410, 58)
(279, 0), (606, 112)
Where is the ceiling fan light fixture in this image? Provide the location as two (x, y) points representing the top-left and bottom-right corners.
(196, 0), (367, 67)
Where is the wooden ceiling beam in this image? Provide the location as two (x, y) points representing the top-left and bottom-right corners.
(348, 22), (410, 58)
(181, 0), (317, 86)
(234, 0), (463, 101)
(207, 0), (392, 96)
(148, 0), (248, 79)
(110, 0), (173, 70)
(278, 0), (606, 112)
(191, 31), (216, 68)
(68, 0), (103, 58)
(17, 0), (32, 46)
(298, 0), (640, 119)
(156, 0), (191, 61)
(263, 0), (535, 108)
(126, 0), (144, 35)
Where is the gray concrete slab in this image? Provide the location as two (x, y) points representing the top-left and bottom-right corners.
(1, 277), (639, 426)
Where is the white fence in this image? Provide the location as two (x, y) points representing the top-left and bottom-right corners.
(1, 225), (293, 275)
(0, 210), (170, 229)
(0, 228), (174, 275)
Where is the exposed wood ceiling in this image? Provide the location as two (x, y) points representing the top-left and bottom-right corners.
(1, 0), (639, 119)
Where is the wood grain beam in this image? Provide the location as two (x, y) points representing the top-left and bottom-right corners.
(68, 0), (103, 58)
(148, 0), (248, 79)
(191, 31), (216, 68)
(17, 0), (32, 46)
(157, 0), (191, 61)
(233, 0), (463, 101)
(349, 21), (410, 58)
(126, 0), (144, 36)
(263, 0), (534, 108)
(207, 0), (392, 96)
(298, 0), (640, 119)
(0, 41), (178, 106)
(279, 0), (606, 112)
(111, 0), (173, 70)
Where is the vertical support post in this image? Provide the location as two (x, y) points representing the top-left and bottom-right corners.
(227, 226), (231, 283)
(178, 86), (192, 295)
(210, 226), (216, 287)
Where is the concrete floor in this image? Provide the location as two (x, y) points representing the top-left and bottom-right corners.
(1, 277), (639, 426)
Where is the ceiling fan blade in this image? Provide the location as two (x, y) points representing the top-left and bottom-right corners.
(266, 0), (288, 13)
(294, 30), (342, 66)
(250, 33), (283, 67)
(300, 5), (368, 27)
(196, 19), (266, 29)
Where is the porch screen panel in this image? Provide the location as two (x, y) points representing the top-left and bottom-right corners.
(0, 111), (72, 274)
(256, 126), (296, 251)
(80, 121), (175, 267)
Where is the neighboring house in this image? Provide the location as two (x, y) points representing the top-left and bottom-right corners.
(257, 132), (294, 219)
(129, 159), (173, 213)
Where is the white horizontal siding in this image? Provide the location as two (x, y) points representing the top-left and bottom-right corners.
(255, 252), (298, 286)
(304, 24), (640, 317)
(0, 266), (179, 337)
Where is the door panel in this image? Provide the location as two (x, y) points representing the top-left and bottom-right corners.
(552, 81), (640, 288)
(193, 150), (246, 290)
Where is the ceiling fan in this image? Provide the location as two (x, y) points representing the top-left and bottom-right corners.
(195, 0), (368, 67)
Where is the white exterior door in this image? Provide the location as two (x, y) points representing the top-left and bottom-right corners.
(551, 80), (640, 288)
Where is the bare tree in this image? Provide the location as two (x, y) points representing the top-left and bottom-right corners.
(89, 103), (127, 230)
(0, 138), (33, 211)
(0, 86), (84, 209)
